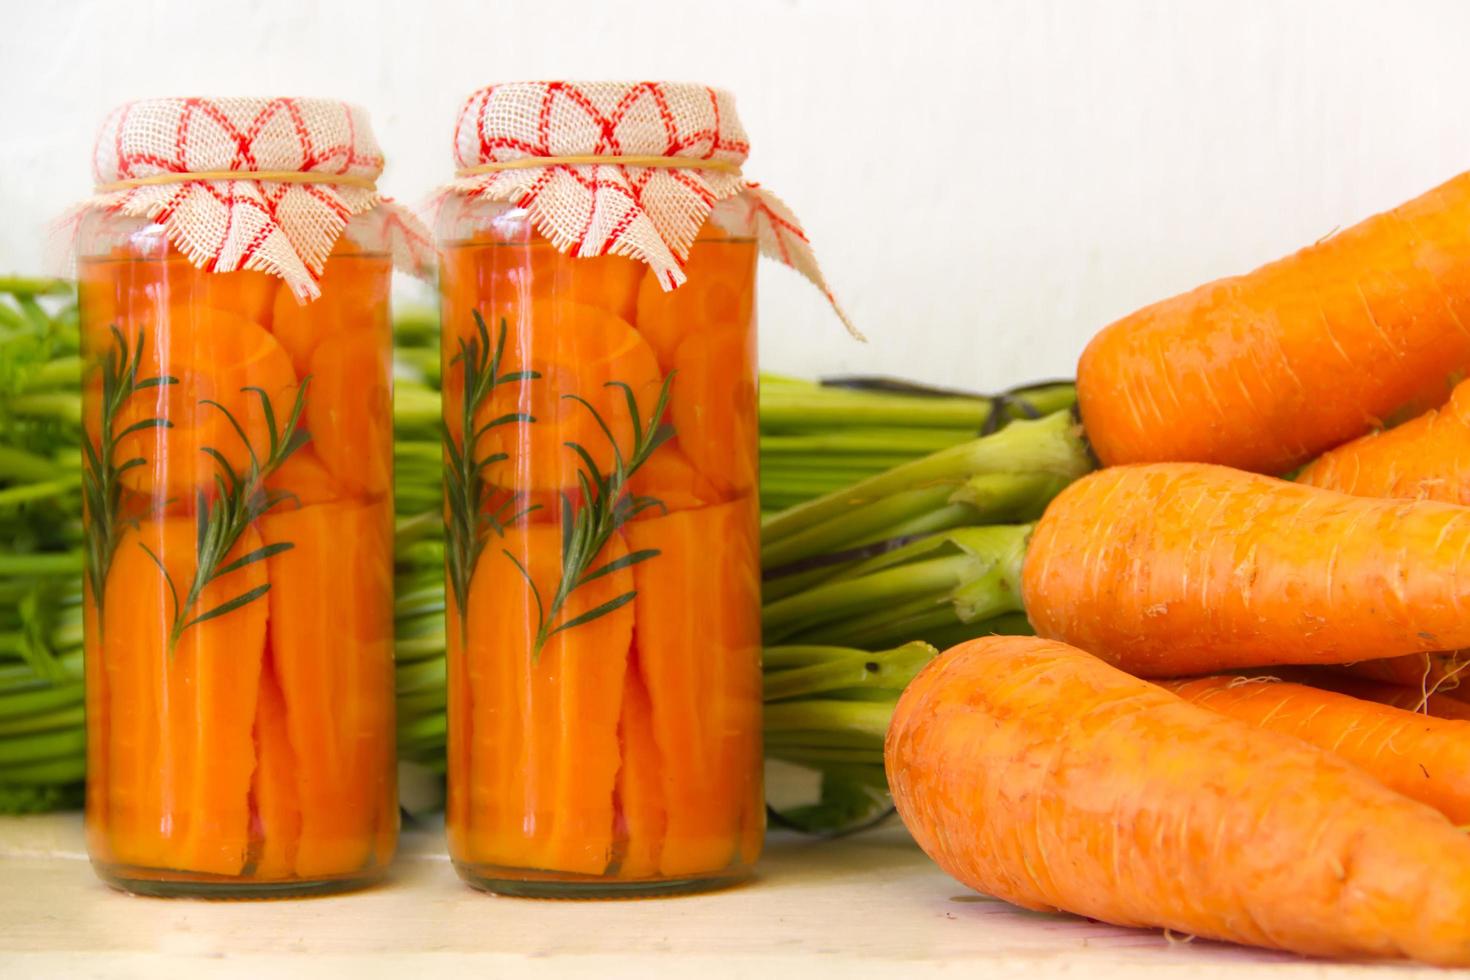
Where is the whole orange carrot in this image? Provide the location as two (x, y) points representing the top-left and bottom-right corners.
(886, 636), (1470, 964)
(1298, 377), (1470, 504)
(1023, 463), (1470, 676)
(1164, 674), (1470, 825)
(1078, 171), (1470, 474)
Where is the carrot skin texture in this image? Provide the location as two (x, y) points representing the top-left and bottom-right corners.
(1164, 675), (1470, 824)
(1078, 171), (1470, 474)
(886, 636), (1470, 964)
(1303, 674), (1470, 721)
(1298, 377), (1470, 504)
(1022, 463), (1470, 676)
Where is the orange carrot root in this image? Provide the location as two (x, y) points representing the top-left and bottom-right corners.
(887, 635), (1470, 965)
(1079, 171), (1470, 474)
(1298, 378), (1470, 504)
(1165, 674), (1470, 825)
(1023, 463), (1470, 676)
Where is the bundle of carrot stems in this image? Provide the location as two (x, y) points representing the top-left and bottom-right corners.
(0, 283), (1083, 831)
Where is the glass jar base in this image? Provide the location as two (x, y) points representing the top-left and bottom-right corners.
(454, 862), (752, 899)
(92, 861), (386, 899)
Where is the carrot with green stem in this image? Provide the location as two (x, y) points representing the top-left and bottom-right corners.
(1079, 170), (1470, 474)
(887, 635), (1470, 965)
(1164, 673), (1470, 824)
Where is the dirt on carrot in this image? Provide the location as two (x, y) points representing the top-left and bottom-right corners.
(1023, 463), (1470, 676)
(1078, 170), (1470, 474)
(887, 635), (1470, 965)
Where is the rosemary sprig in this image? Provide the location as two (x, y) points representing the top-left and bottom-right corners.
(442, 312), (540, 627)
(140, 381), (311, 652)
(508, 374), (676, 658)
(81, 326), (176, 620)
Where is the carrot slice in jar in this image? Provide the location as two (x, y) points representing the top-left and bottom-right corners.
(634, 239), (756, 371)
(615, 649), (666, 879)
(305, 328), (393, 499)
(667, 326), (758, 497)
(269, 253), (391, 377)
(102, 518), (268, 876)
(250, 647), (302, 880)
(462, 524), (632, 875)
(626, 441), (721, 514)
(624, 496), (763, 877)
(189, 268), (279, 329)
(260, 496), (396, 878)
(113, 308), (299, 499)
(264, 447), (344, 508)
(478, 301), (663, 491)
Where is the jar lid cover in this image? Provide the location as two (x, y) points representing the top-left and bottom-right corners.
(440, 82), (855, 337)
(62, 97), (431, 299)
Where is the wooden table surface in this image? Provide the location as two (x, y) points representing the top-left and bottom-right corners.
(0, 812), (1447, 978)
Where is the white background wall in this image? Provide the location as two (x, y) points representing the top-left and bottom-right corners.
(5, 0), (1470, 391)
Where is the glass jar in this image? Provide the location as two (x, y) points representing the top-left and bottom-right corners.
(78, 212), (398, 896)
(437, 196), (764, 896)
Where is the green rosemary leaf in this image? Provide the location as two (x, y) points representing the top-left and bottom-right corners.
(495, 370), (540, 385)
(241, 386), (279, 459)
(136, 541), (180, 624)
(133, 375), (179, 390)
(645, 422), (676, 457)
(114, 457), (147, 475)
(200, 398), (259, 473)
(503, 503), (543, 526)
(563, 393), (624, 472)
(115, 417), (172, 438)
(579, 547), (660, 586)
(281, 378), (311, 437)
(607, 380), (644, 446)
(181, 583), (272, 632)
(564, 441), (608, 495)
(215, 541), (293, 576)
(502, 548), (545, 631)
(473, 412), (533, 440)
(199, 447), (240, 489)
(471, 452), (509, 476)
(546, 590), (637, 638)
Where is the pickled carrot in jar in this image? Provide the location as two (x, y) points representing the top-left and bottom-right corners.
(77, 98), (415, 898)
(81, 234), (398, 897)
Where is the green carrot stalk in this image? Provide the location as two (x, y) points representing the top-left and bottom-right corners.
(761, 410), (1090, 545)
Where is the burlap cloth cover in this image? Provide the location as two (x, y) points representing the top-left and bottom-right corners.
(441, 81), (857, 336)
(63, 97), (432, 300)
